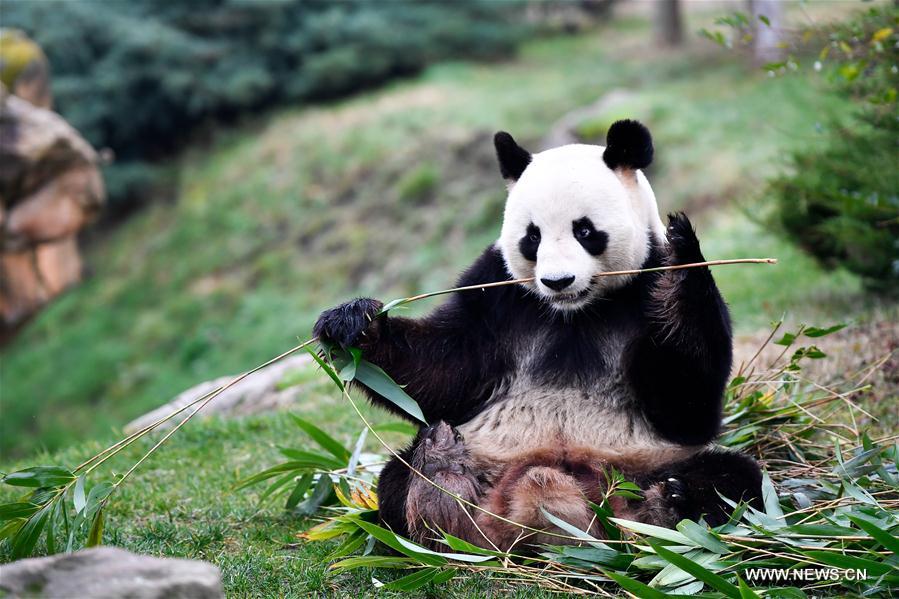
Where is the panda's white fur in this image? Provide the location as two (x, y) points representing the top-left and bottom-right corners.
(499, 143), (666, 311)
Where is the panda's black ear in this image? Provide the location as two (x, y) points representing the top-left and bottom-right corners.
(494, 131), (531, 181)
(603, 119), (653, 171)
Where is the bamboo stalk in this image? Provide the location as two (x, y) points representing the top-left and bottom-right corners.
(387, 258), (777, 308)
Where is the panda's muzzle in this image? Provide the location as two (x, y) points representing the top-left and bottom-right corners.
(551, 286), (591, 304)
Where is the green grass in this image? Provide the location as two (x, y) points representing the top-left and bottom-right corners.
(0, 10), (865, 462)
(0, 387), (562, 597)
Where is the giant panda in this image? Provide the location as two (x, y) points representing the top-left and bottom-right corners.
(314, 120), (763, 550)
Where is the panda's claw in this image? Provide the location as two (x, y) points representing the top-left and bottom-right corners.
(665, 212), (704, 266)
(313, 297), (384, 349)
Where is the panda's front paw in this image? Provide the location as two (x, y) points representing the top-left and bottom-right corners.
(623, 476), (689, 528)
(661, 476), (689, 509)
(313, 298), (384, 349)
(665, 212), (705, 266)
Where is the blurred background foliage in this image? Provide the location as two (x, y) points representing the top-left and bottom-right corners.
(2, 0), (527, 216)
(767, 8), (898, 289)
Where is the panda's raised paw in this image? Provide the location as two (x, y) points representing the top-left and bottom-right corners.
(313, 297), (384, 349)
(665, 212), (705, 266)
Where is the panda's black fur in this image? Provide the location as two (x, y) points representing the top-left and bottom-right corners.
(314, 121), (763, 550)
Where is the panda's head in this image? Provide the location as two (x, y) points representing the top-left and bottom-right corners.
(494, 120), (666, 312)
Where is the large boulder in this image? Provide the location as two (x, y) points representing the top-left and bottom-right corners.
(0, 42), (105, 333)
(0, 547), (223, 599)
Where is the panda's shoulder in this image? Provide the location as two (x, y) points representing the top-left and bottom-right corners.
(456, 244), (510, 288)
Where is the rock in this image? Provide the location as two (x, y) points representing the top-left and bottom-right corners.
(0, 547), (223, 599)
(124, 353), (314, 434)
(540, 89), (638, 150)
(0, 62), (105, 333)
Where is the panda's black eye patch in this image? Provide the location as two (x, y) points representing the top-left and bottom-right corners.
(519, 223), (540, 261)
(572, 217), (608, 256)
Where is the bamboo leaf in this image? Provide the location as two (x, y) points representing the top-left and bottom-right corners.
(350, 519), (446, 566)
(306, 347), (344, 391)
(588, 501), (623, 541)
(354, 360), (426, 423)
(842, 481), (877, 505)
(801, 550), (895, 577)
(329, 555), (418, 571)
(737, 575), (761, 599)
(394, 536), (494, 563)
(86, 509), (104, 547)
(257, 472), (297, 505)
(277, 448), (343, 470)
(327, 531), (368, 560)
(289, 415), (351, 461)
(347, 428), (368, 478)
(441, 532), (504, 557)
(650, 542), (740, 599)
(676, 520), (730, 554)
(3, 466), (75, 489)
(432, 570), (455, 584)
(10, 504), (51, 559)
(234, 461), (321, 491)
(382, 567), (439, 591)
(610, 518), (696, 546)
(293, 475), (332, 517)
(761, 471), (784, 521)
(46, 500), (61, 555)
(84, 482), (114, 514)
(74, 475), (87, 514)
(285, 474), (314, 510)
(803, 324), (846, 338)
(847, 515), (899, 553)
(0, 518), (26, 541)
(540, 507), (611, 549)
(0, 502), (40, 521)
(604, 570), (672, 598)
(378, 298), (411, 314)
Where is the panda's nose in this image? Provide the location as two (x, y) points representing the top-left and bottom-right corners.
(541, 275), (575, 291)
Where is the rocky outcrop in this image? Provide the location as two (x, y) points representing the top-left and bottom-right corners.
(540, 89), (637, 150)
(0, 41), (105, 333)
(0, 547), (223, 599)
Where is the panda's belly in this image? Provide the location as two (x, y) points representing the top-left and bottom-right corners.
(457, 380), (690, 470)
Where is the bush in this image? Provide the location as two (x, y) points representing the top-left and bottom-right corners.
(767, 7), (898, 290)
(3, 0), (527, 214)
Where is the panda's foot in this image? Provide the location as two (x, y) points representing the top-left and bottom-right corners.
(623, 477), (685, 529)
(313, 297), (383, 349)
(405, 422), (483, 547)
(626, 450), (764, 528)
(411, 421), (469, 474)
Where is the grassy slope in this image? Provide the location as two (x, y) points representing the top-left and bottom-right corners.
(0, 8), (882, 597)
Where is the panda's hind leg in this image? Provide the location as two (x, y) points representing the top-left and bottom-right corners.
(625, 449), (763, 527)
(404, 421), (486, 548)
